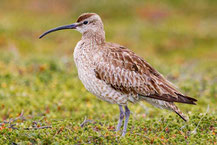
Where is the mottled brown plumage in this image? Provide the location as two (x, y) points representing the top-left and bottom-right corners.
(94, 43), (196, 105)
(39, 13), (197, 136)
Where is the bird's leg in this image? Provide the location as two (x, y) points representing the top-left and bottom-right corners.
(122, 106), (130, 136)
(116, 105), (124, 132)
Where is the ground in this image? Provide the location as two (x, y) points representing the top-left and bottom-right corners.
(0, 0), (216, 144)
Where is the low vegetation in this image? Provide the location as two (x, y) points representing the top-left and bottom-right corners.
(0, 0), (216, 144)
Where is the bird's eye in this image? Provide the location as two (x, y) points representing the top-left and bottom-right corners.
(83, 21), (88, 25)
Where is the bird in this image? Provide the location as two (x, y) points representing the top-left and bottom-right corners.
(39, 13), (197, 136)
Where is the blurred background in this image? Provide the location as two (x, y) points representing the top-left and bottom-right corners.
(1, 0), (217, 61)
(0, 0), (216, 133)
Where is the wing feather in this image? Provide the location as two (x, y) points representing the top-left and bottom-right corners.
(95, 43), (197, 104)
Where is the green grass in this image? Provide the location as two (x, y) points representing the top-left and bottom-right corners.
(0, 0), (216, 144)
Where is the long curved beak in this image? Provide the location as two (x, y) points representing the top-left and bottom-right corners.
(39, 23), (78, 39)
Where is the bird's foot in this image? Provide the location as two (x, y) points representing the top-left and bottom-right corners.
(121, 131), (126, 137)
(115, 129), (120, 132)
(115, 125), (121, 132)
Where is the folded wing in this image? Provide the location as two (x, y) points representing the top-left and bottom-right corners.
(94, 43), (197, 104)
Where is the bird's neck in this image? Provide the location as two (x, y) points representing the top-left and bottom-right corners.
(81, 30), (105, 45)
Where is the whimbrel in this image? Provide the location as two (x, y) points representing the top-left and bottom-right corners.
(39, 13), (197, 136)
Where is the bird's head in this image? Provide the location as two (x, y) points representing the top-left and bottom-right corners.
(39, 13), (104, 39)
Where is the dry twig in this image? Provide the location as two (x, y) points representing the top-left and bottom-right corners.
(80, 116), (94, 127)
